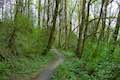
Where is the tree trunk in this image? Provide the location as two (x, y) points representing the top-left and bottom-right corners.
(76, 0), (86, 58)
(8, 27), (17, 56)
(47, 0), (50, 29)
(64, 0), (68, 50)
(43, 0), (60, 55)
(28, 0), (31, 18)
(94, 0), (105, 39)
(42, 0), (46, 28)
(82, 0), (91, 55)
(109, 8), (120, 55)
(38, 0), (41, 27)
(100, 0), (108, 40)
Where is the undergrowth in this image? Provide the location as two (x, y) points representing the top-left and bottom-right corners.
(0, 52), (54, 80)
(52, 39), (120, 80)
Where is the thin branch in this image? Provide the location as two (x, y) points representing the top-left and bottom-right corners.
(72, 16), (117, 32)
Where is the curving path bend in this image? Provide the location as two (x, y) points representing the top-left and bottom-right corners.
(32, 49), (64, 80)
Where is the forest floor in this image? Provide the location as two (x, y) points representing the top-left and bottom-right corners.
(5, 52), (54, 80)
(31, 49), (64, 80)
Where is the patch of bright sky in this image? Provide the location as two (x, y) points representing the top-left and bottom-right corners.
(90, 0), (119, 27)
(0, 0), (119, 27)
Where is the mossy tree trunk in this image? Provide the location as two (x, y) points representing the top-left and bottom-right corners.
(76, 0), (86, 58)
(38, 0), (41, 27)
(43, 0), (60, 55)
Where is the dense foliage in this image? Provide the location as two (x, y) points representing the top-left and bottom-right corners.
(0, 16), (52, 80)
(0, 0), (120, 80)
(52, 40), (120, 80)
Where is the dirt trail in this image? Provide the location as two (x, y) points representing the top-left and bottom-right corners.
(32, 49), (64, 80)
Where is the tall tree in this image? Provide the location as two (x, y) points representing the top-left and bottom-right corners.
(76, 0), (86, 58)
(43, 0), (60, 54)
(47, 0), (50, 29)
(1, 1), (4, 21)
(94, 0), (105, 39)
(38, 0), (41, 27)
(27, 0), (31, 18)
(109, 7), (120, 55)
(58, 0), (63, 48)
(15, 0), (23, 19)
(100, 0), (109, 40)
(82, 0), (92, 54)
(64, 0), (68, 49)
(42, 0), (46, 28)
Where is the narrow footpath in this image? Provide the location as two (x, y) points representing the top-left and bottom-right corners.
(32, 49), (64, 80)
